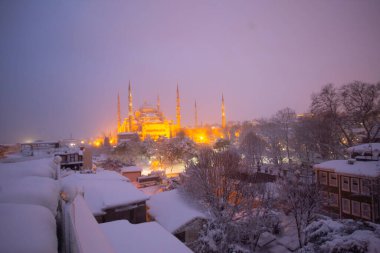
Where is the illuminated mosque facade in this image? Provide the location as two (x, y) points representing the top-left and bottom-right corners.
(117, 82), (226, 143)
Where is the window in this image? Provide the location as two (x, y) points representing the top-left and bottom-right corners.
(361, 179), (371, 195)
(361, 203), (371, 220)
(351, 178), (359, 193)
(342, 198), (350, 214)
(320, 171), (328, 185)
(375, 203), (379, 219)
(329, 193), (339, 207)
(342, 177), (350, 191)
(321, 191), (329, 205)
(351, 201), (360, 217)
(329, 173), (337, 187)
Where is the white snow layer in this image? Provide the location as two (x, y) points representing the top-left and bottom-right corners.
(61, 170), (148, 215)
(0, 157), (56, 179)
(69, 195), (117, 253)
(0, 176), (60, 216)
(0, 203), (58, 253)
(100, 220), (193, 253)
(147, 189), (206, 233)
(347, 143), (380, 155)
(121, 166), (143, 173)
(314, 160), (380, 177)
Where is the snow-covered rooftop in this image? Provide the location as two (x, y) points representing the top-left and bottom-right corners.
(100, 220), (193, 253)
(121, 166), (143, 173)
(62, 170), (149, 215)
(147, 189), (206, 233)
(68, 195), (117, 253)
(0, 176), (60, 216)
(0, 203), (58, 253)
(314, 160), (380, 177)
(347, 143), (380, 156)
(0, 157), (55, 179)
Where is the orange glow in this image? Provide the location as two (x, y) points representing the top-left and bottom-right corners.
(93, 138), (103, 147)
(151, 160), (160, 168)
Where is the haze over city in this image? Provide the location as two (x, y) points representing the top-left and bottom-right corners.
(1, 0), (380, 143)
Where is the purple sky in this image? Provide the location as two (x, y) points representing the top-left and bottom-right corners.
(1, 0), (380, 143)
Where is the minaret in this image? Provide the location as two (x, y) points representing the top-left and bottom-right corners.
(221, 93), (226, 129)
(194, 100), (198, 127)
(128, 81), (133, 132)
(157, 95), (160, 112)
(117, 92), (121, 132)
(176, 84), (181, 128)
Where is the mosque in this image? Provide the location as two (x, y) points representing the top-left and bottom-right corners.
(117, 82), (226, 143)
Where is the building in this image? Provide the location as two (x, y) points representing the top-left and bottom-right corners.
(20, 140), (60, 156)
(61, 170), (149, 224)
(147, 189), (207, 246)
(314, 143), (380, 223)
(65, 195), (193, 253)
(120, 166), (142, 182)
(117, 82), (179, 141)
(55, 148), (84, 170)
(116, 82), (228, 144)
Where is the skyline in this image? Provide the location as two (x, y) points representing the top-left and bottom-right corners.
(1, 0), (380, 143)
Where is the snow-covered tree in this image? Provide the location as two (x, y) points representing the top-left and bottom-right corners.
(258, 119), (284, 165)
(112, 139), (146, 165)
(156, 136), (196, 169)
(293, 115), (343, 162)
(311, 81), (380, 147)
(279, 176), (322, 249)
(239, 130), (267, 170)
(301, 218), (380, 253)
(272, 107), (296, 163)
(182, 148), (278, 252)
(340, 81), (380, 143)
(213, 138), (231, 152)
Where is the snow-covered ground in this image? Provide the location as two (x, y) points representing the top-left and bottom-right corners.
(257, 212), (297, 253)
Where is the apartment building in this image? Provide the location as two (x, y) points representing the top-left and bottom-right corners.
(314, 143), (380, 223)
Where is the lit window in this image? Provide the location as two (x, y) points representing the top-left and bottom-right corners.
(361, 203), (371, 220)
(329, 173), (337, 187)
(361, 179), (371, 195)
(351, 201), (360, 217)
(342, 177), (350, 192)
(342, 198), (350, 214)
(351, 178), (359, 193)
(320, 171), (328, 185)
(329, 193), (339, 207)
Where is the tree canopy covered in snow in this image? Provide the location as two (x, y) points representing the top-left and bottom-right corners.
(182, 147), (280, 252)
(300, 218), (380, 253)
